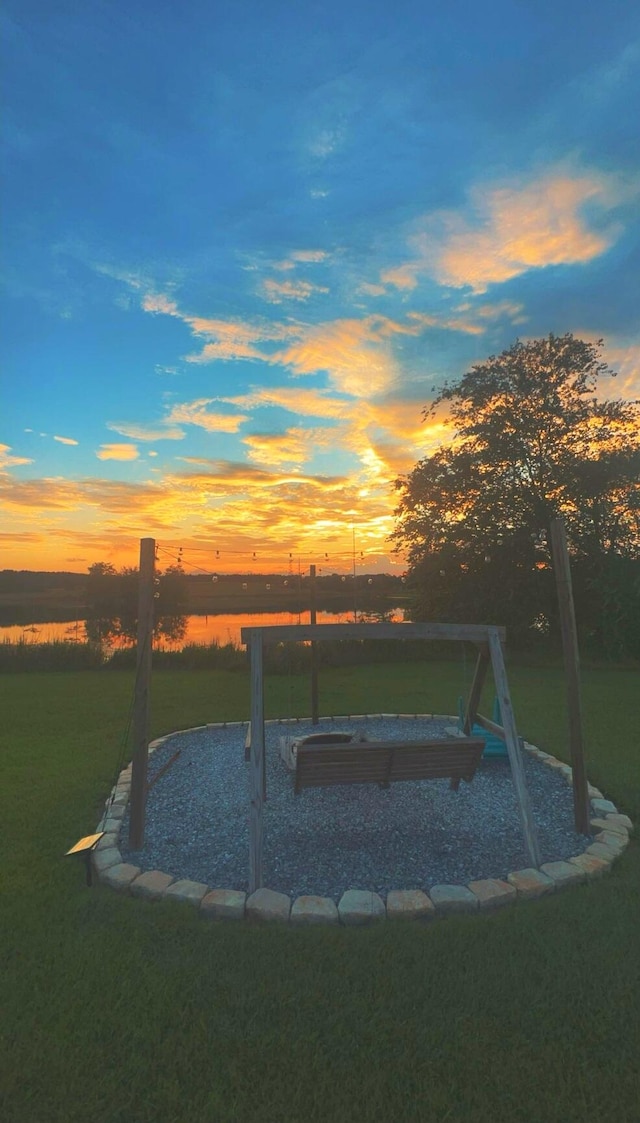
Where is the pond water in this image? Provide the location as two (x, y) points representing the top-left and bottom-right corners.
(1, 607), (406, 650)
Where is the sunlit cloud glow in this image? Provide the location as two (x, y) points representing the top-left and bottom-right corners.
(386, 169), (635, 294)
(96, 443), (140, 461)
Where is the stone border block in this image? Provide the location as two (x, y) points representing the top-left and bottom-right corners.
(540, 861), (586, 889)
(290, 895), (339, 926)
(507, 868), (555, 898)
(593, 830), (628, 854)
(200, 889), (246, 921)
(338, 890), (385, 926)
(386, 889), (435, 921)
(246, 887), (291, 923)
(569, 853), (610, 878)
(585, 842), (618, 864)
(129, 870), (175, 900)
(164, 879), (210, 906)
(590, 818), (626, 837)
(468, 878), (517, 910)
(100, 863), (141, 891)
(430, 884), (478, 913)
(92, 847), (122, 873)
(605, 813), (633, 834)
(591, 798), (618, 816)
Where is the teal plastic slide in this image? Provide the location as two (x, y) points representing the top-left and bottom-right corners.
(457, 696), (508, 758)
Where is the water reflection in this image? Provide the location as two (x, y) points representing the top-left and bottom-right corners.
(0, 608), (405, 649)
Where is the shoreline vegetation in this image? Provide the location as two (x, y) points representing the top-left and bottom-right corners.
(0, 568), (408, 625)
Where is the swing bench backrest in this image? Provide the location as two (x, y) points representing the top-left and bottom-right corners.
(294, 737), (485, 795)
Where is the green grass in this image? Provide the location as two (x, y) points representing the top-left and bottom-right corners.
(2, 662), (639, 1123)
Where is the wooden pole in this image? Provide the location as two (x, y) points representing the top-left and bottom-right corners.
(549, 518), (591, 834)
(463, 646), (490, 735)
(248, 630), (265, 894)
(488, 628), (541, 867)
(129, 537), (155, 850)
(310, 564), (319, 725)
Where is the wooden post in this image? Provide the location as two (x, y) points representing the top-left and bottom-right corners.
(463, 646), (490, 735)
(549, 518), (591, 834)
(488, 628), (541, 867)
(248, 630), (265, 894)
(129, 538), (155, 850)
(310, 564), (319, 725)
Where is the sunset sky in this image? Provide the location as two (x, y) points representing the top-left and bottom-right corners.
(2, 0), (640, 574)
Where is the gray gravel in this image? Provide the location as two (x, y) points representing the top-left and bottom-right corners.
(119, 717), (592, 901)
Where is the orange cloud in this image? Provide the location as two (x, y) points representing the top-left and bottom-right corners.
(275, 318), (399, 397)
(0, 444), (33, 471)
(222, 385), (349, 419)
(380, 264), (419, 291)
(385, 168), (635, 294)
(166, 399), (248, 433)
(96, 443), (140, 461)
(242, 426), (334, 468)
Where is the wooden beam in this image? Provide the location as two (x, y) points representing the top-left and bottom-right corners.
(310, 564), (319, 725)
(474, 713), (506, 740)
(241, 621), (506, 646)
(549, 518), (591, 834)
(463, 646), (490, 735)
(248, 631), (265, 894)
(129, 537), (155, 850)
(488, 628), (541, 867)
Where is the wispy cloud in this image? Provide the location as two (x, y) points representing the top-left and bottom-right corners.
(96, 443), (140, 461)
(273, 250), (329, 270)
(384, 168), (636, 294)
(107, 422), (186, 442)
(166, 400), (249, 433)
(261, 277), (329, 303)
(53, 435), (79, 445)
(0, 443), (33, 471)
(143, 292), (179, 315)
(222, 386), (349, 420)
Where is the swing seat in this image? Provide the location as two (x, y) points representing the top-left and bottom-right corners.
(294, 737), (485, 794)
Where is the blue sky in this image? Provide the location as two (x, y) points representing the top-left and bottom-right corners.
(2, 0), (640, 572)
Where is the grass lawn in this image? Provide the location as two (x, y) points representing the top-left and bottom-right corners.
(1, 661), (639, 1123)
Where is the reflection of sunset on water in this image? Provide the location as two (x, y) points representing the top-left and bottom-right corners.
(0, 609), (406, 651)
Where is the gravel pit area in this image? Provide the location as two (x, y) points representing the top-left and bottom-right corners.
(120, 717), (591, 901)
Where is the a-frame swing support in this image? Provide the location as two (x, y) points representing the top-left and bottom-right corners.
(242, 621), (541, 894)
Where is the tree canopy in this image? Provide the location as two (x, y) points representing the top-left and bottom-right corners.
(393, 334), (640, 654)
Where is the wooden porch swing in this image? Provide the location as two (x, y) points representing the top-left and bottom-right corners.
(241, 621), (541, 893)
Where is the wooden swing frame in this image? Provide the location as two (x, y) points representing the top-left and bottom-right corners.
(241, 621), (541, 893)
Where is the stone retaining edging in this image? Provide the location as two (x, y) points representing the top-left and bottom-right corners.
(93, 716), (634, 925)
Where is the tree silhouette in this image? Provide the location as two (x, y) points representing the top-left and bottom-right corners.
(393, 334), (640, 652)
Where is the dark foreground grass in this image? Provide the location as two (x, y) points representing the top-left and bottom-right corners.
(1, 663), (639, 1123)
